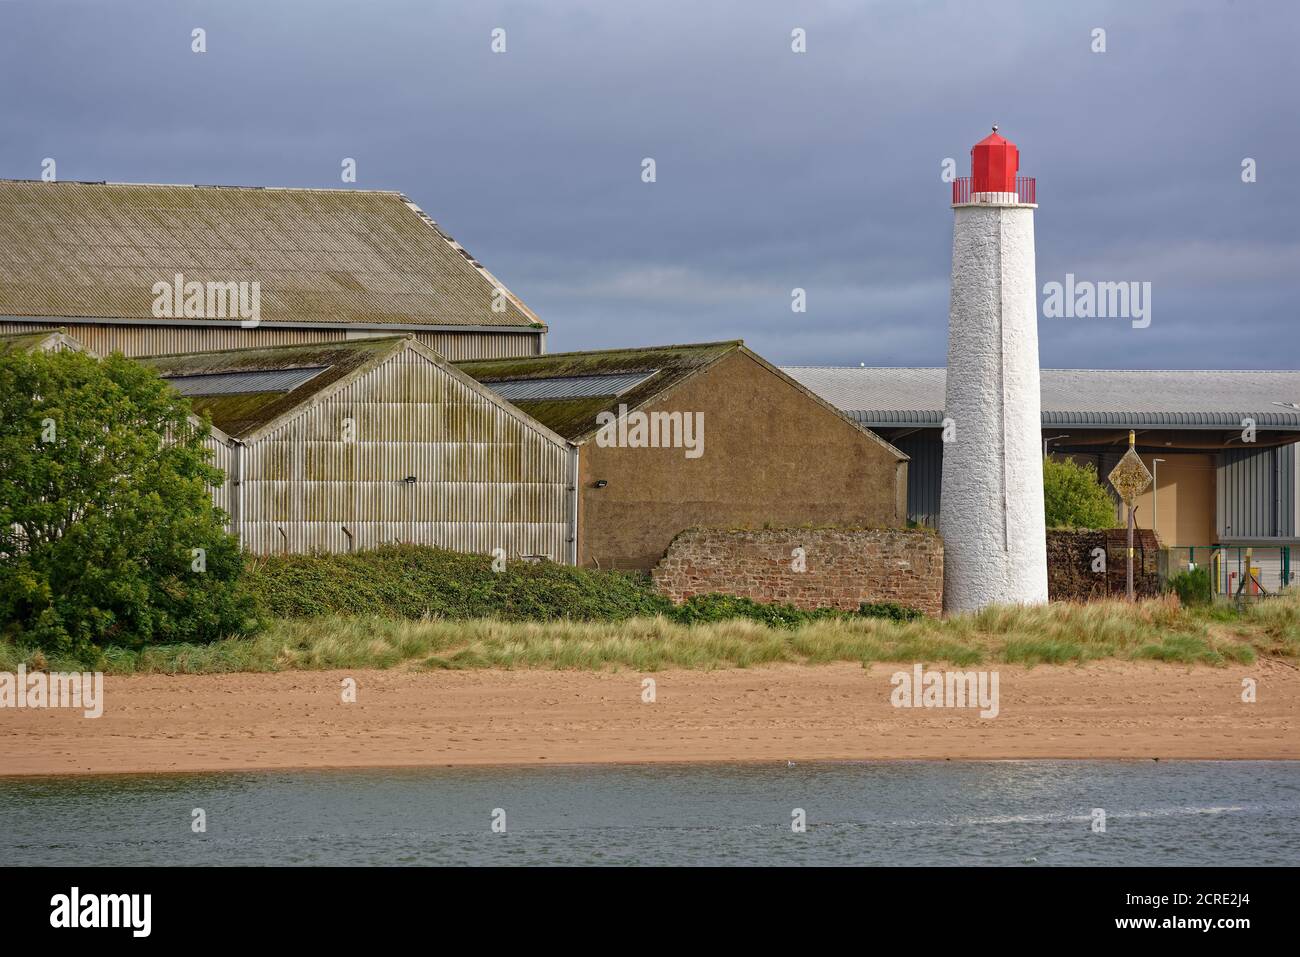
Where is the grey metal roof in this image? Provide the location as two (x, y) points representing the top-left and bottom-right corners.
(483, 371), (658, 401)
(163, 366), (328, 396)
(781, 367), (1300, 430)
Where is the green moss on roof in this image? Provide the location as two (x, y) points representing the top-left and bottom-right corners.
(457, 341), (742, 440)
(137, 336), (410, 438)
(187, 392), (293, 437)
(139, 336), (404, 374)
(0, 179), (543, 329)
(459, 341), (740, 381)
(503, 397), (621, 440)
(0, 330), (61, 353)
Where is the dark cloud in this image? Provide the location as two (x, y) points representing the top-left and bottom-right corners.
(2, 0), (1295, 368)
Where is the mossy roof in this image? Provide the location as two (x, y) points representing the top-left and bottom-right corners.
(0, 328), (88, 354)
(136, 336), (408, 438)
(0, 179), (543, 329)
(457, 341), (742, 440)
(0, 330), (63, 352)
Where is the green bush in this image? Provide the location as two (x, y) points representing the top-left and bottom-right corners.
(0, 348), (258, 657)
(248, 545), (671, 622)
(1043, 457), (1116, 529)
(665, 593), (845, 629)
(1167, 567), (1213, 607)
(859, 601), (925, 622)
(246, 545), (926, 628)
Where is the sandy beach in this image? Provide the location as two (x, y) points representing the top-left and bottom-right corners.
(2, 660), (1297, 776)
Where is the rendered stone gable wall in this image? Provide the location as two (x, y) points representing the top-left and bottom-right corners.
(651, 526), (943, 617)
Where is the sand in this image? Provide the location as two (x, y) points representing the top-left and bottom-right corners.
(1, 660), (1297, 776)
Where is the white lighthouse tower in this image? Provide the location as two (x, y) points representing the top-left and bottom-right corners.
(940, 128), (1049, 613)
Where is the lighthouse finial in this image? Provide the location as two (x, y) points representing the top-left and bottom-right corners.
(992, 124), (999, 132)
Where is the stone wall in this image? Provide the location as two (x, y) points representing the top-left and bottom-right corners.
(651, 526), (943, 617)
(1046, 528), (1162, 602)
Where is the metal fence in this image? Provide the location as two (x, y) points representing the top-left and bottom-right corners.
(1165, 545), (1294, 599)
(951, 176), (1037, 204)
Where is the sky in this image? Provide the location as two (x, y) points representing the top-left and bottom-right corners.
(2, 0), (1296, 368)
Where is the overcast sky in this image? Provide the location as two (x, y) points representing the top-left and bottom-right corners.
(2, 0), (1296, 368)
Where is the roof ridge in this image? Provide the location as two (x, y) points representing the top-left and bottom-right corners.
(0, 178), (407, 195)
(464, 340), (743, 363)
(136, 334), (412, 361)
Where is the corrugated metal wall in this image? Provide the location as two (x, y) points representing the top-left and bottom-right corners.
(412, 331), (540, 360)
(235, 347), (570, 558)
(0, 321), (542, 360)
(207, 435), (236, 523)
(894, 435), (943, 526)
(1218, 444), (1298, 540)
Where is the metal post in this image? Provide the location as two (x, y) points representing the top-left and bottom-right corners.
(1127, 505), (1135, 601)
(1151, 458), (1165, 539)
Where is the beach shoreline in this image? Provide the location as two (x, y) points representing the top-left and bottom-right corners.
(2, 660), (1297, 777)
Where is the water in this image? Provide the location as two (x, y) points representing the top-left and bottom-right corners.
(2, 761), (1297, 866)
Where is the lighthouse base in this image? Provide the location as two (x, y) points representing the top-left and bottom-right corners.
(940, 203), (1049, 615)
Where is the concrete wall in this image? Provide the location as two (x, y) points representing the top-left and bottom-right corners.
(1134, 452), (1216, 546)
(652, 526), (943, 616)
(577, 350), (908, 570)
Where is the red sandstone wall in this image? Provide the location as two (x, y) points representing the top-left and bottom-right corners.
(652, 526), (943, 617)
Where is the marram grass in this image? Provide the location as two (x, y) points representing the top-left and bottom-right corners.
(3, 590), (1293, 675)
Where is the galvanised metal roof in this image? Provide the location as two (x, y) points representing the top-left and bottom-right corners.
(162, 367), (328, 397)
(0, 179), (543, 330)
(484, 371), (658, 402)
(782, 367), (1300, 430)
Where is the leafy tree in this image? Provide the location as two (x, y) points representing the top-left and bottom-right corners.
(0, 348), (258, 656)
(1042, 456), (1116, 529)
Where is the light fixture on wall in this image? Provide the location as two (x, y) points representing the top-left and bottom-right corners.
(402, 475), (417, 484)
(593, 480), (608, 488)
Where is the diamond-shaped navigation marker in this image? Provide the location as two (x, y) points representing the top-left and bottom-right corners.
(1108, 447), (1153, 507)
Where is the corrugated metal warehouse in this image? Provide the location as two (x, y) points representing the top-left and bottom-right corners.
(0, 179), (546, 360)
(135, 336), (573, 559)
(787, 365), (1300, 587)
(461, 342), (910, 570)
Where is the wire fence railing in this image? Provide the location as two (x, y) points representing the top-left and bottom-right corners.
(951, 176), (1036, 204)
(1165, 545), (1293, 600)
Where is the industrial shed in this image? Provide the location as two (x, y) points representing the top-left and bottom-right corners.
(460, 342), (909, 570)
(786, 365), (1300, 586)
(137, 336), (573, 559)
(0, 179), (546, 360)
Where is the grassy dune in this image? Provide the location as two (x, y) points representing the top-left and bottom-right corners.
(4, 590), (1296, 675)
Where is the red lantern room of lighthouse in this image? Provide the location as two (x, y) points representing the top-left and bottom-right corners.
(952, 126), (1035, 205)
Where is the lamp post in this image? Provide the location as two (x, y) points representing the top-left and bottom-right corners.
(1043, 434), (1070, 459)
